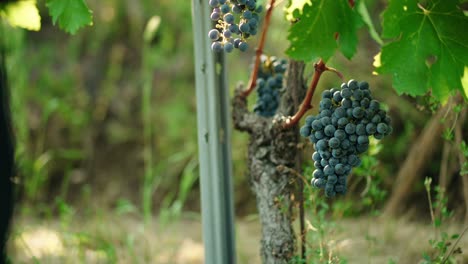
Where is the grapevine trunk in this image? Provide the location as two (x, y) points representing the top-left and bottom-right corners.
(233, 61), (306, 263)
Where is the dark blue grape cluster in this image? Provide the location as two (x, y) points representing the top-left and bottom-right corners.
(300, 80), (392, 197)
(253, 55), (287, 117)
(208, 0), (262, 52)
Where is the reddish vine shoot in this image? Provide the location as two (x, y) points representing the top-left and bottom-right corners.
(241, 0), (276, 97)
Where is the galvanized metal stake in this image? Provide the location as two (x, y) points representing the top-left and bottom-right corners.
(191, 1), (236, 264)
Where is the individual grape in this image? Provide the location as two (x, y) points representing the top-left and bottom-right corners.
(352, 107), (364, 119)
(208, 29), (220, 40)
(357, 135), (369, 145)
(334, 107), (346, 118)
(238, 42), (248, 52)
(305, 116), (316, 125)
(324, 165), (335, 175)
(334, 184), (346, 193)
(322, 90), (332, 99)
(320, 151), (331, 160)
(356, 143), (369, 153)
(345, 123), (356, 134)
(233, 38), (241, 48)
(325, 186), (336, 197)
(320, 116), (331, 126)
(320, 159), (328, 167)
(329, 158), (339, 167)
(327, 175), (338, 184)
(314, 161), (322, 169)
(355, 124), (366, 135)
(232, 4), (242, 13)
(335, 164), (345, 175)
(331, 116), (338, 126)
(365, 123), (376, 134)
(300, 125), (311, 137)
(211, 41), (223, 52)
(224, 13), (235, 23)
(209, 0), (219, 7)
(314, 130), (324, 140)
(220, 4), (230, 13)
(329, 137), (340, 149)
(334, 129), (346, 141)
(243, 10), (253, 19)
(359, 81), (369, 90)
(384, 116), (391, 124)
(312, 120), (323, 131)
(320, 109), (332, 118)
(361, 98), (370, 108)
(337, 117), (348, 127)
(353, 89), (363, 100)
(369, 100), (380, 111)
(224, 42), (234, 53)
(337, 176), (347, 185)
(316, 139), (327, 151)
(223, 30), (232, 38)
(248, 18), (258, 28)
(246, 0), (256, 9)
(309, 133), (318, 143)
(332, 148), (343, 158)
(348, 79), (358, 90)
(333, 91), (343, 102)
(324, 125), (336, 137)
(320, 98), (332, 109)
(341, 139), (350, 149)
(312, 151), (322, 161)
(313, 169), (324, 179)
(341, 88), (352, 99)
(348, 154), (360, 166)
(211, 11), (221, 21)
(239, 22), (250, 33)
(312, 178), (326, 188)
(342, 98), (352, 108)
(377, 123), (388, 134)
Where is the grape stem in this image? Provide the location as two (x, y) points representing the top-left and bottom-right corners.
(241, 0), (276, 98)
(282, 59), (343, 129)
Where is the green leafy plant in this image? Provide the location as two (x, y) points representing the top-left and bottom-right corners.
(423, 177), (466, 263)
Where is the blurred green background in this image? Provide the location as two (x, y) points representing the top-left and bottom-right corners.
(4, 0), (468, 263)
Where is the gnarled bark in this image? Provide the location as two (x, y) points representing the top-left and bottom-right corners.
(232, 61), (305, 263)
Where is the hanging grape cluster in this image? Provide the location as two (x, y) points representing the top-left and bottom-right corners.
(208, 0), (262, 52)
(300, 80), (392, 197)
(253, 55), (287, 117)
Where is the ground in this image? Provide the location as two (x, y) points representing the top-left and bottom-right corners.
(8, 210), (468, 264)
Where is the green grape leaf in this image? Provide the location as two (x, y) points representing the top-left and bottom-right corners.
(46, 0), (93, 34)
(376, 0), (468, 100)
(1, 0), (41, 31)
(286, 0), (363, 62)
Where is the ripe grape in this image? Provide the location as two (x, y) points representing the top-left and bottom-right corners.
(208, 0), (262, 52)
(300, 80), (392, 197)
(253, 55), (288, 117)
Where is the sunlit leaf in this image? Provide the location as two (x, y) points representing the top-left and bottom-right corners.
(1, 0), (41, 31)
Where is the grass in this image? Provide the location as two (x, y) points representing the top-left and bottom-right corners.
(8, 210), (468, 264)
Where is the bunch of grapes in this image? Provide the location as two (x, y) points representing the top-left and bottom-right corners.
(300, 80), (392, 197)
(253, 55), (287, 117)
(208, 0), (262, 53)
